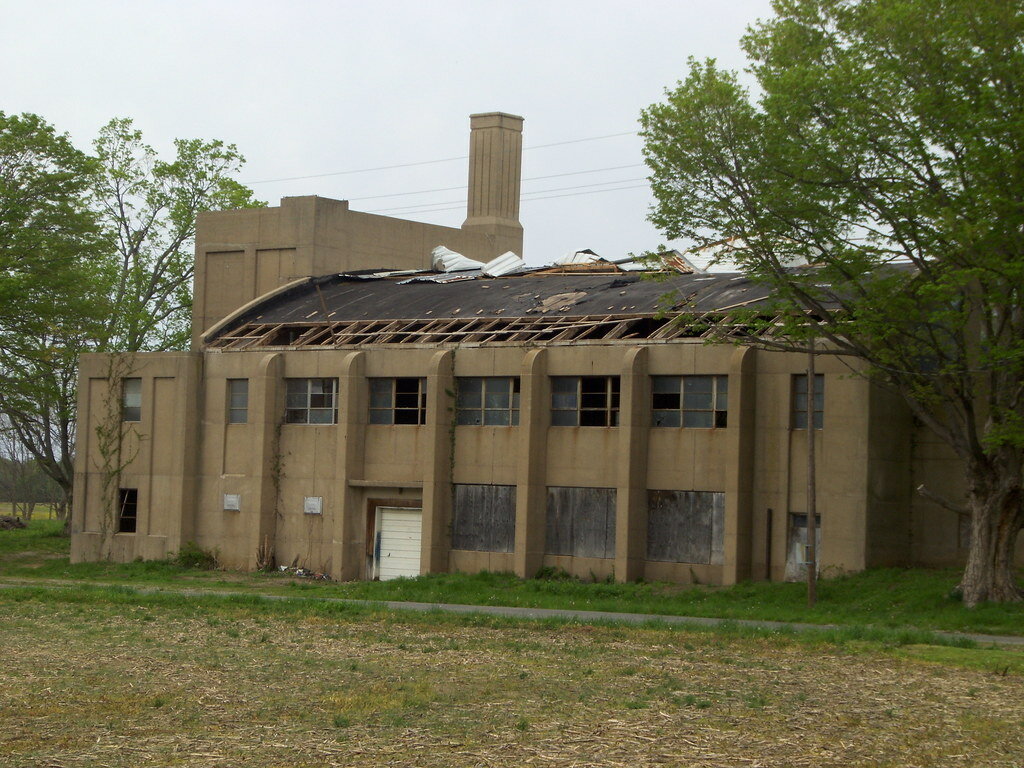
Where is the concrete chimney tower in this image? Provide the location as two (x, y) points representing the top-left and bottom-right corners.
(462, 112), (524, 257)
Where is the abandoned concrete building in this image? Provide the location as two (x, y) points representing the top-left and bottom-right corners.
(70, 112), (1017, 584)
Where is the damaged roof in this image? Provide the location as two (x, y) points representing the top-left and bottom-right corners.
(205, 269), (781, 349)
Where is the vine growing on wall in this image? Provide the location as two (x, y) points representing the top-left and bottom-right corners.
(92, 353), (140, 559)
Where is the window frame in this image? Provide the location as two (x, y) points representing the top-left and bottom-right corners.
(455, 377), (520, 426)
(122, 378), (142, 422)
(227, 379), (249, 424)
(369, 377), (427, 425)
(651, 374), (728, 428)
(792, 373), (824, 430)
(117, 488), (138, 534)
(284, 378), (338, 425)
(550, 375), (620, 427)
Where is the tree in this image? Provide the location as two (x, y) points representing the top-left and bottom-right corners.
(640, 0), (1024, 605)
(0, 114), (263, 520)
(0, 112), (109, 514)
(92, 118), (263, 352)
(0, 423), (65, 519)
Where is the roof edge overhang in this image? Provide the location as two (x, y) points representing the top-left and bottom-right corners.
(200, 277), (317, 345)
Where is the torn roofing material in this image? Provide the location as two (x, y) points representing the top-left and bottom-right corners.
(204, 269), (782, 348)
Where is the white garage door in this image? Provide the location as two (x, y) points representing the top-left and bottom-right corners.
(377, 507), (422, 580)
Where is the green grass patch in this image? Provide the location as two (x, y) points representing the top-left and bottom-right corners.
(3, 519), (1023, 637)
(0, 517), (66, 558)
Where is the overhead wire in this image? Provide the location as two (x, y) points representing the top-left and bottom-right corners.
(368, 177), (648, 214)
(246, 130), (637, 185)
(369, 183), (651, 216)
(347, 163), (645, 203)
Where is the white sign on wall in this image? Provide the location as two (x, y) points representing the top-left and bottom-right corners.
(223, 494), (241, 511)
(303, 496), (323, 515)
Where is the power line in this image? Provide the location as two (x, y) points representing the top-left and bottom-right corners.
(348, 163), (646, 203)
(525, 130), (635, 150)
(246, 131), (637, 185)
(368, 183), (650, 216)
(368, 177), (646, 214)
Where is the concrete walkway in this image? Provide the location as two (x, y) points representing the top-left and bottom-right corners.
(2, 577), (1022, 647)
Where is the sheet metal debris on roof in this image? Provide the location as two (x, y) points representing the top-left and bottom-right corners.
(554, 248), (602, 265)
(431, 245), (485, 272)
(481, 251), (525, 277)
(684, 237), (815, 273)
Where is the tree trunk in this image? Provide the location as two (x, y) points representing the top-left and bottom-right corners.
(958, 468), (1024, 607)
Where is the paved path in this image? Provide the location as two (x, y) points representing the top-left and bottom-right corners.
(2, 578), (1022, 647)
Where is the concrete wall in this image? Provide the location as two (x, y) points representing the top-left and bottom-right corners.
(192, 113), (525, 347)
(73, 338), (1012, 585)
(71, 351), (202, 564)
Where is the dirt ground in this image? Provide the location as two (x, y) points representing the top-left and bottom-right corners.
(1, 595), (1022, 768)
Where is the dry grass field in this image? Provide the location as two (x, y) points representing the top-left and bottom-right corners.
(1, 589), (1022, 768)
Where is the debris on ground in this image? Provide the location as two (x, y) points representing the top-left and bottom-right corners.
(277, 564), (331, 580)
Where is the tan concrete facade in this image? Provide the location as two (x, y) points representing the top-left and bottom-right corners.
(71, 112), (1022, 582)
(74, 340), (1014, 581)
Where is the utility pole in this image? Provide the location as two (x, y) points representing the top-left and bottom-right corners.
(806, 338), (818, 608)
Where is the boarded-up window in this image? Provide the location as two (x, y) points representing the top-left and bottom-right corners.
(451, 484), (516, 552)
(646, 490), (725, 564)
(545, 487), (616, 559)
(784, 513), (821, 581)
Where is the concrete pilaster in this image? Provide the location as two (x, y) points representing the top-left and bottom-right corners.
(332, 351), (366, 580)
(615, 347), (649, 582)
(165, 353), (203, 554)
(248, 352), (283, 570)
(421, 350), (455, 573)
(722, 346), (756, 584)
(514, 349), (548, 578)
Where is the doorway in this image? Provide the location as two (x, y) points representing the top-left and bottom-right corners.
(372, 506), (423, 580)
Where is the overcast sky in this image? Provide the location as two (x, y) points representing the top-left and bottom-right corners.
(3, 0), (775, 266)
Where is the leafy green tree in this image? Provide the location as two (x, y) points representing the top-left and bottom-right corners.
(93, 118), (263, 352)
(640, 0), (1024, 605)
(0, 114), (263, 517)
(0, 112), (109, 512)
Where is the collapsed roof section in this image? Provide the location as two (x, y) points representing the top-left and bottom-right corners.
(204, 267), (789, 350)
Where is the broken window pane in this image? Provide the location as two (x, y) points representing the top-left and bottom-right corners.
(651, 375), (728, 429)
(369, 377), (427, 425)
(551, 376), (619, 427)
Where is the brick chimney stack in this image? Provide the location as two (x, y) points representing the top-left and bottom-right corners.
(462, 112), (524, 257)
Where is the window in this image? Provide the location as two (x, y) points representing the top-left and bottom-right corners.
(227, 379), (248, 424)
(456, 377), (520, 426)
(551, 376), (620, 426)
(792, 373), (824, 429)
(652, 375), (728, 428)
(122, 378), (141, 422)
(284, 378), (338, 424)
(117, 488), (138, 533)
(369, 377), (427, 424)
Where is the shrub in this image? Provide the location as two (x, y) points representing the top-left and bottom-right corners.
(173, 541), (218, 569)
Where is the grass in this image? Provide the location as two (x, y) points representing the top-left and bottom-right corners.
(0, 586), (1022, 767)
(2, 519), (1023, 637)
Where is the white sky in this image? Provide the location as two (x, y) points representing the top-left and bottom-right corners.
(2, 0), (774, 266)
